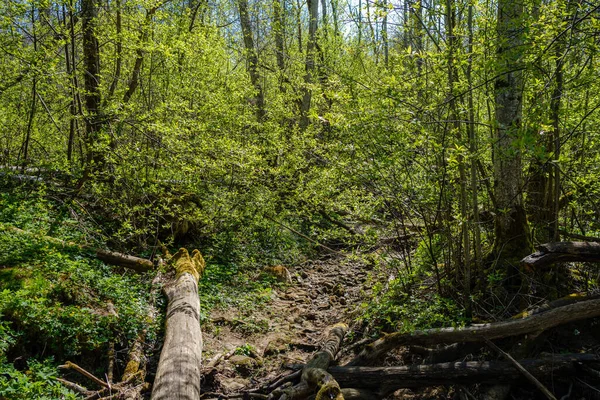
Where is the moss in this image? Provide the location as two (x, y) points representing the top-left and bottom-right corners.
(316, 382), (343, 400)
(171, 248), (206, 281)
(122, 359), (140, 381)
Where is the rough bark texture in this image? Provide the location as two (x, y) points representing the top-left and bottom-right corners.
(347, 298), (600, 366)
(278, 323), (348, 400)
(332, 354), (598, 391)
(492, 0), (531, 264)
(151, 248), (205, 400)
(522, 241), (600, 268)
(95, 249), (153, 272)
(299, 0), (318, 129)
(238, 0), (265, 120)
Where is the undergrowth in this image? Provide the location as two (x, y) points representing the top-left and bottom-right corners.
(0, 187), (286, 398)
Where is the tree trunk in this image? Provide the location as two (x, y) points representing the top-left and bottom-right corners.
(299, 0), (318, 130)
(238, 0), (265, 120)
(332, 354), (598, 392)
(521, 242), (600, 268)
(151, 248), (205, 399)
(492, 0), (531, 266)
(80, 0), (104, 184)
(347, 297), (600, 366)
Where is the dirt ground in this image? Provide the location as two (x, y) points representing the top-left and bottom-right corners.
(200, 255), (377, 397)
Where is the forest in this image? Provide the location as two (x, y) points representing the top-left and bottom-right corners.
(0, 0), (600, 397)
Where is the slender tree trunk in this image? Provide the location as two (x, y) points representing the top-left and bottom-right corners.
(107, 0), (122, 100)
(550, 45), (564, 242)
(273, 0), (286, 72)
(152, 249), (205, 399)
(446, 0), (471, 315)
(382, 0), (388, 67)
(63, 4), (77, 163)
(238, 0), (266, 121)
(492, 0), (531, 267)
(21, 4), (38, 166)
(80, 0), (103, 181)
(299, 0), (318, 129)
(466, 0), (482, 275)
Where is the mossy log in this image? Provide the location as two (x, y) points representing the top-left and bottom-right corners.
(347, 298), (600, 366)
(277, 323), (348, 400)
(151, 248), (206, 400)
(5, 225), (153, 272)
(522, 241), (600, 268)
(331, 353), (598, 393)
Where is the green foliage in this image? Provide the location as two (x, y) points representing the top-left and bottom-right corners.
(198, 262), (274, 324)
(0, 359), (77, 399)
(359, 281), (465, 333)
(234, 343), (257, 357)
(0, 192), (157, 361)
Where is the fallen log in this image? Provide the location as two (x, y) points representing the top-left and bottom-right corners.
(484, 338), (556, 400)
(4, 225), (153, 272)
(347, 298), (600, 366)
(276, 323), (348, 400)
(331, 354), (598, 392)
(151, 248), (205, 400)
(522, 241), (600, 268)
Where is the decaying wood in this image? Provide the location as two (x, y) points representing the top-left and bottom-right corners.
(522, 241), (600, 268)
(347, 298), (600, 366)
(59, 361), (109, 389)
(5, 225), (154, 272)
(484, 338), (557, 400)
(151, 248), (206, 400)
(94, 248), (153, 272)
(339, 388), (378, 400)
(511, 292), (597, 319)
(330, 353), (598, 392)
(409, 342), (482, 364)
(277, 323), (348, 400)
(56, 378), (89, 394)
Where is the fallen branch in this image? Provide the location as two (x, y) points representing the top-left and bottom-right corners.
(59, 361), (109, 389)
(331, 354), (599, 392)
(276, 323), (348, 400)
(5, 225), (153, 272)
(522, 241), (600, 268)
(484, 338), (557, 400)
(347, 298), (600, 366)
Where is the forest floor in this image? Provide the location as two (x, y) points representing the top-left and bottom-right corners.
(200, 255), (379, 397)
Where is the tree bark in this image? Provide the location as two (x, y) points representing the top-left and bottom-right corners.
(151, 248), (205, 400)
(521, 242), (600, 268)
(492, 0), (531, 265)
(299, 0), (318, 130)
(277, 323), (348, 400)
(81, 0), (103, 177)
(238, 0), (265, 121)
(332, 354), (598, 392)
(347, 297), (600, 366)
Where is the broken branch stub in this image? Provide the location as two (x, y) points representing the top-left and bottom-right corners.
(522, 241), (600, 268)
